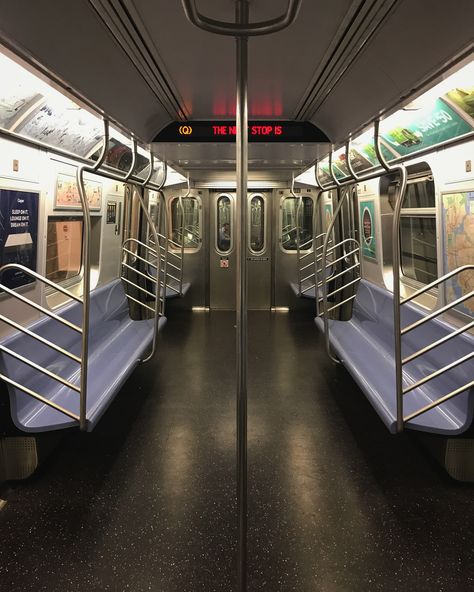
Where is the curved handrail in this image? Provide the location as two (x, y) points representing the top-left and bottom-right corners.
(290, 173), (304, 295)
(321, 188), (361, 363)
(75, 118), (109, 430)
(374, 118), (408, 433)
(181, 0), (302, 36)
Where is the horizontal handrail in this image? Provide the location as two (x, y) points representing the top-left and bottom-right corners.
(0, 264), (83, 302)
(123, 237), (158, 256)
(0, 314), (81, 363)
(402, 320), (474, 365)
(0, 345), (80, 392)
(0, 283), (82, 334)
(160, 258), (181, 272)
(165, 283), (181, 294)
(401, 291), (473, 335)
(0, 373), (80, 421)
(300, 262), (315, 273)
(403, 351), (474, 395)
(404, 380), (474, 423)
(122, 261), (158, 284)
(125, 293), (156, 313)
(318, 294), (357, 316)
(401, 264), (474, 305)
(325, 277), (361, 300)
(120, 276), (156, 300)
(123, 248), (158, 269)
(317, 262), (360, 288)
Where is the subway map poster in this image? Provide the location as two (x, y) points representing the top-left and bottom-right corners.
(442, 191), (474, 315)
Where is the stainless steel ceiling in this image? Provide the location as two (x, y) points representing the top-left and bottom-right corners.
(0, 0), (473, 180)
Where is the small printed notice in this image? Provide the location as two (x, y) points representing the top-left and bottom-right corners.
(0, 189), (39, 289)
(55, 173), (102, 210)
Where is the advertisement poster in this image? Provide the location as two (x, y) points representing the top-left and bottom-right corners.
(55, 173), (102, 210)
(0, 189), (39, 289)
(359, 200), (377, 260)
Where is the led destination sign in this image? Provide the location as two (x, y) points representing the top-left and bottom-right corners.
(154, 121), (329, 143)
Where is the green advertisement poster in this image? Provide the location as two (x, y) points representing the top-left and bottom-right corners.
(317, 162), (332, 186)
(359, 200), (377, 260)
(381, 98), (473, 157)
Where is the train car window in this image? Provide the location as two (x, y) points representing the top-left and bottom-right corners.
(281, 196), (313, 251)
(170, 196), (201, 250)
(399, 178), (437, 285)
(403, 178), (435, 209)
(249, 195), (265, 254)
(46, 217), (83, 282)
(216, 195), (233, 253)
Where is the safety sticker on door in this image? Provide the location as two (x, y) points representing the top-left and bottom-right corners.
(220, 257), (229, 268)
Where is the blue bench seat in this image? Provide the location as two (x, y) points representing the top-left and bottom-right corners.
(0, 279), (166, 433)
(315, 280), (473, 435)
(290, 282), (316, 299)
(165, 282), (191, 299)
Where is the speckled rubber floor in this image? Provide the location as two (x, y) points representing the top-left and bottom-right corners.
(0, 311), (472, 591)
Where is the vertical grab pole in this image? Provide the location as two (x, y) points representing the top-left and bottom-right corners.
(76, 119), (109, 430)
(236, 1), (249, 590)
(374, 119), (407, 432)
(291, 174), (302, 295)
(179, 173), (190, 295)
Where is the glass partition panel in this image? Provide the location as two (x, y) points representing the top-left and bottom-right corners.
(46, 217), (83, 282)
(281, 196), (313, 251)
(400, 216), (437, 284)
(170, 196), (201, 250)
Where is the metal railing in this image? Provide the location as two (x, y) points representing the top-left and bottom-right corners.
(320, 186), (361, 363)
(0, 119), (167, 430)
(0, 265), (83, 424)
(398, 265), (474, 425)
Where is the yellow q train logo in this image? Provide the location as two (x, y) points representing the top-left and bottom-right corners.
(179, 125), (193, 136)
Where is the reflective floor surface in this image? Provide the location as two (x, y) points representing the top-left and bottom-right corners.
(0, 311), (472, 591)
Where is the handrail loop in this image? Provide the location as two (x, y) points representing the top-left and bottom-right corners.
(373, 118), (408, 433)
(181, 0), (302, 36)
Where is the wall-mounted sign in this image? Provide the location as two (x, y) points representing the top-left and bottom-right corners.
(359, 200), (377, 261)
(381, 98), (473, 158)
(154, 121), (329, 143)
(55, 173), (102, 210)
(0, 189), (39, 289)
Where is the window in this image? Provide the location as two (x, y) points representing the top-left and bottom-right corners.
(46, 217), (83, 282)
(281, 196), (313, 251)
(170, 196), (201, 250)
(216, 195), (232, 253)
(249, 195), (265, 254)
(399, 177), (437, 284)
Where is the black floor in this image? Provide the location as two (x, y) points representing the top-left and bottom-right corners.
(0, 311), (473, 592)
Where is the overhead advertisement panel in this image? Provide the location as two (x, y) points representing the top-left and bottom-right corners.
(380, 98), (473, 159)
(154, 121), (330, 143)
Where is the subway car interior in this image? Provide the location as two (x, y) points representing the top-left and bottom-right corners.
(0, 1), (473, 590)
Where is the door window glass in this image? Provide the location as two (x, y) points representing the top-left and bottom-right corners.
(217, 195), (232, 253)
(249, 195), (265, 254)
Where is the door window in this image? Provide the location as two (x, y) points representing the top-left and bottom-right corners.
(216, 194), (233, 253)
(249, 195), (265, 254)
